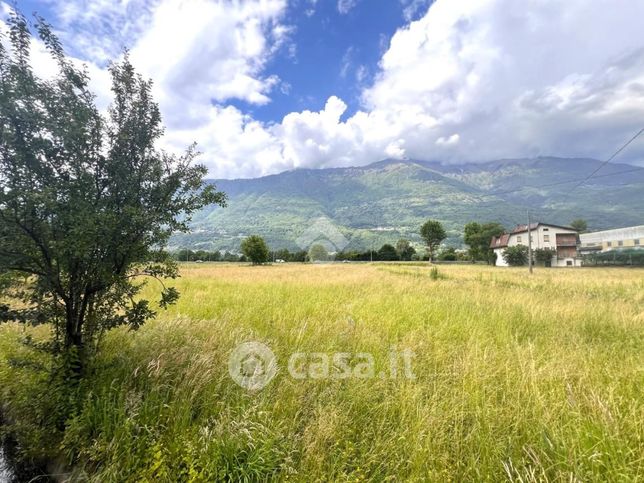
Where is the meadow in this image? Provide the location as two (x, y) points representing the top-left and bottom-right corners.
(1, 263), (643, 481)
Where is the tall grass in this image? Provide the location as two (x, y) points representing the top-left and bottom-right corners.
(0, 263), (643, 481)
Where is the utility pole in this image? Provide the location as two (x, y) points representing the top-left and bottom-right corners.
(370, 241), (373, 263)
(527, 210), (533, 274)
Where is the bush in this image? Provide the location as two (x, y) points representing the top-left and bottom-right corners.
(534, 248), (557, 265)
(437, 247), (457, 261)
(502, 245), (529, 266)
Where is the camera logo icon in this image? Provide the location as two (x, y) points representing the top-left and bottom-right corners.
(228, 341), (278, 391)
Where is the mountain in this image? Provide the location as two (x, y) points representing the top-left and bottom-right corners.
(170, 157), (644, 251)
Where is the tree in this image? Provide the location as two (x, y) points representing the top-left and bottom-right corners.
(378, 244), (399, 261)
(420, 220), (446, 262)
(570, 219), (588, 233)
(308, 244), (329, 262)
(291, 250), (308, 262)
(464, 222), (505, 263)
(502, 245), (529, 266)
(241, 236), (269, 265)
(437, 247), (457, 261)
(0, 12), (225, 370)
(534, 248), (557, 266)
(395, 239), (416, 261)
(223, 251), (241, 262)
(273, 248), (291, 262)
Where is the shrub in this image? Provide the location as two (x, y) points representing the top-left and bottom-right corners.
(502, 245), (529, 266)
(534, 248), (557, 265)
(437, 247), (457, 261)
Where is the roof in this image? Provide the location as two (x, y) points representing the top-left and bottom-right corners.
(510, 222), (577, 235)
(490, 222), (578, 248)
(579, 225), (644, 245)
(490, 233), (510, 249)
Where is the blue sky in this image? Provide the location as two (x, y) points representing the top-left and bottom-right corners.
(5, 0), (644, 178)
(235, 0), (423, 123)
(20, 0), (429, 123)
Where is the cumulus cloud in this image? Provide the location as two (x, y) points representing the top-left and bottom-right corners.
(13, 0), (644, 178)
(358, 0), (644, 165)
(193, 0), (644, 177)
(37, 0), (289, 125)
(129, 0), (287, 130)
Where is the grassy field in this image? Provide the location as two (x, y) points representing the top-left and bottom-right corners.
(1, 263), (643, 481)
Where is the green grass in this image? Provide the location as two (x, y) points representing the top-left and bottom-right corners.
(1, 263), (643, 481)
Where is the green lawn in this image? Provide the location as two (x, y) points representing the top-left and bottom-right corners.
(1, 263), (643, 481)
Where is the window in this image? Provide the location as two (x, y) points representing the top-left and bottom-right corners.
(566, 260), (573, 266)
(636, 239), (641, 246)
(517, 236), (522, 243)
(544, 234), (550, 242)
(607, 241), (612, 247)
(618, 240), (623, 247)
(543, 228), (549, 231)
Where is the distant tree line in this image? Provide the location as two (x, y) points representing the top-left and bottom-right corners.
(179, 218), (599, 266)
(171, 246), (309, 263)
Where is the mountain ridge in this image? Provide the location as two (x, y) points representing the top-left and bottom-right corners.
(171, 157), (644, 251)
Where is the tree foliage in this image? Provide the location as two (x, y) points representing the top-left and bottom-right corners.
(241, 236), (270, 265)
(437, 247), (457, 261)
(570, 219), (588, 233)
(395, 239), (416, 261)
(502, 245), (529, 266)
(377, 244), (398, 261)
(308, 244), (329, 262)
(534, 248), (557, 265)
(0, 12), (225, 364)
(420, 220), (446, 262)
(464, 222), (505, 263)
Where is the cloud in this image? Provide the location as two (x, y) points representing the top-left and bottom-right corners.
(337, 0), (359, 15)
(39, 0), (289, 123)
(0, 7), (113, 111)
(15, 0), (644, 178)
(305, 0), (318, 17)
(436, 134), (459, 146)
(44, 0), (159, 65)
(339, 46), (354, 78)
(130, 0), (287, 131)
(358, 0), (644, 165)
(399, 0), (433, 21)
(203, 0), (644, 177)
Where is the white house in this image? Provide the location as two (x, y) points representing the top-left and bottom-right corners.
(490, 223), (581, 267)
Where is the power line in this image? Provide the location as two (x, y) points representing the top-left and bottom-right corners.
(475, 165), (644, 199)
(567, 128), (644, 194)
(459, 129), (644, 205)
(545, 128), (644, 219)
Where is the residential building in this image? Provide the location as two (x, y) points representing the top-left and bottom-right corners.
(579, 225), (644, 254)
(490, 222), (581, 267)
